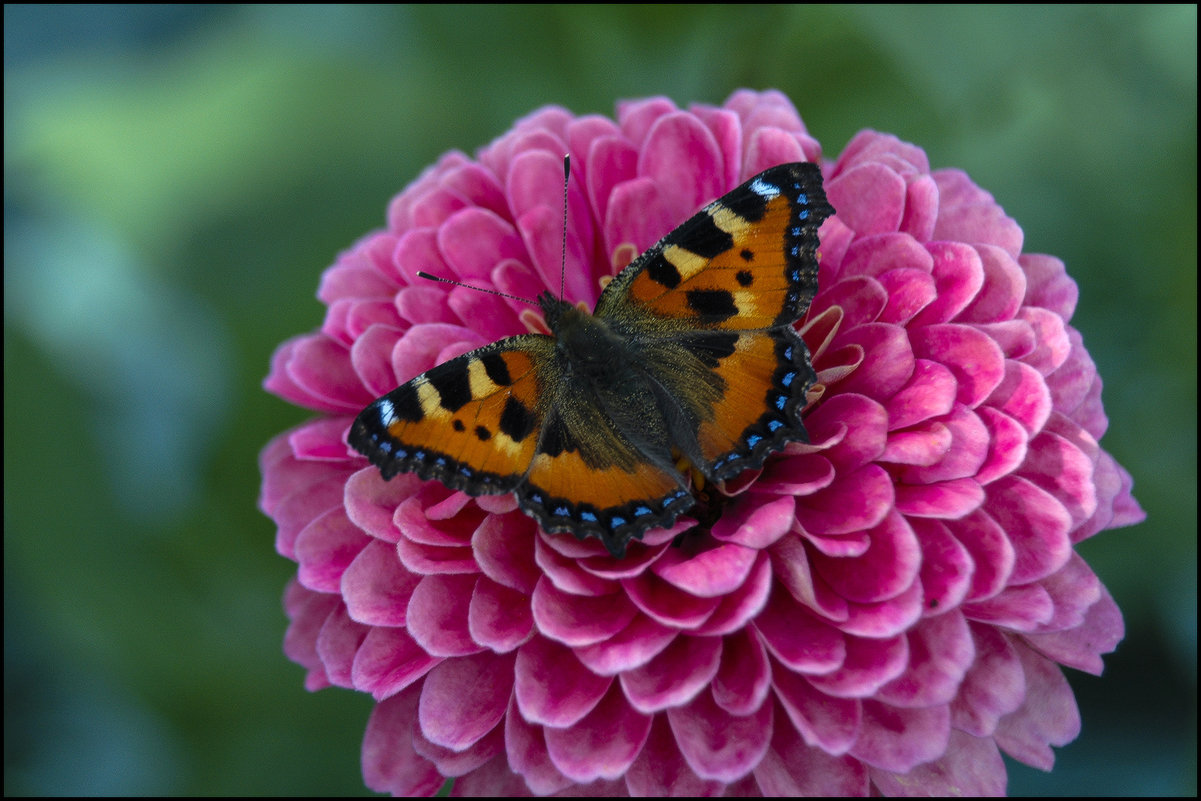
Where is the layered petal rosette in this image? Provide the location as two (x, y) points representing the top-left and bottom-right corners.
(261, 90), (1144, 795)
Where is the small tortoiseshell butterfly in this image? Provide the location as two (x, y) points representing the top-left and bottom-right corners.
(349, 162), (834, 557)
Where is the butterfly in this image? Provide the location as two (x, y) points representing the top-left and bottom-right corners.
(349, 161), (834, 557)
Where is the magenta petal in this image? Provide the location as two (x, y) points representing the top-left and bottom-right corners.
(871, 729), (1007, 796)
(574, 615), (678, 676)
(754, 586), (845, 673)
(283, 581), (339, 690)
(911, 518), (974, 614)
(850, 700), (950, 773)
(708, 497), (795, 550)
(639, 111), (726, 223)
(964, 583), (1055, 632)
(947, 510), (1016, 602)
(503, 695), (573, 795)
(931, 169), (1024, 256)
(985, 475), (1073, 584)
(994, 642), (1081, 770)
(797, 464), (894, 535)
(894, 476), (985, 519)
(514, 635), (611, 727)
(413, 722), (503, 778)
(352, 625), (441, 700)
(1023, 582), (1123, 675)
(910, 323), (1006, 408)
(692, 550), (774, 637)
(531, 576), (638, 646)
(448, 752), (536, 796)
(840, 580), (925, 638)
(805, 633), (909, 699)
(756, 719), (869, 795)
(651, 541), (759, 598)
(295, 507), (372, 593)
(827, 162), (906, 235)
(544, 684), (653, 782)
(667, 688), (773, 782)
(876, 612), (974, 707)
(468, 575), (534, 652)
(951, 624), (1026, 737)
(472, 513), (539, 595)
(315, 603), (368, 688)
(712, 627), (772, 715)
(975, 406), (1029, 484)
(622, 570), (720, 628)
(362, 686), (446, 796)
(772, 667), (861, 754)
(406, 574), (484, 657)
(342, 539), (422, 626)
(418, 650), (515, 751)
(885, 359), (958, 430)
(536, 534), (621, 596)
(625, 715), (725, 796)
(811, 509), (920, 604)
(619, 635), (722, 713)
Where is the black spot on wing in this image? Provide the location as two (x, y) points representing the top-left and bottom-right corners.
(474, 425), (492, 441)
(390, 383), (424, 422)
(665, 210), (734, 259)
(645, 253), (681, 289)
(481, 351), (512, 386)
(686, 288), (738, 322)
(716, 184), (770, 222)
(736, 270), (753, 286)
(499, 397), (536, 442)
(427, 364), (471, 411)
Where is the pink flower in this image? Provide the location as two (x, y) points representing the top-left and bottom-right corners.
(260, 90), (1145, 796)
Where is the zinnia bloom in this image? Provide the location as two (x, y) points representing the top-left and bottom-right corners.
(260, 90), (1145, 795)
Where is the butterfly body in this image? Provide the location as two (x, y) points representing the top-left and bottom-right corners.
(349, 162), (834, 557)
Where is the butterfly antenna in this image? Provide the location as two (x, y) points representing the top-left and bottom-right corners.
(415, 271), (537, 306)
(560, 154), (570, 301)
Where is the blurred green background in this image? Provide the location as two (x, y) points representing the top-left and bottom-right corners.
(4, 5), (1194, 796)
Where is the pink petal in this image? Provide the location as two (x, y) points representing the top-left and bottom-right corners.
(876, 611), (975, 707)
(993, 642), (1081, 770)
(951, 624), (1026, 737)
(468, 575), (534, 652)
(352, 625), (441, 701)
(514, 635), (611, 727)
(625, 715), (726, 796)
(849, 699), (950, 773)
(619, 635), (722, 713)
(418, 650), (515, 751)
(406, 574), (484, 657)
(804, 632), (909, 699)
(712, 627), (773, 715)
(755, 719), (869, 795)
(985, 475), (1073, 584)
(755, 585), (846, 673)
(667, 688), (773, 782)
(362, 686), (446, 796)
(574, 615), (678, 676)
(870, 729), (1006, 796)
(650, 541), (760, 597)
(772, 668), (861, 754)
(544, 684), (653, 782)
(531, 576), (638, 647)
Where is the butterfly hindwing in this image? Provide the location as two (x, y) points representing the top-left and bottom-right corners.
(348, 337), (551, 494)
